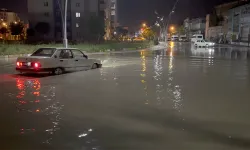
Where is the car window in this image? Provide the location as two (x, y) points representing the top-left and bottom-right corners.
(31, 48), (56, 57)
(72, 50), (84, 58)
(59, 49), (73, 59)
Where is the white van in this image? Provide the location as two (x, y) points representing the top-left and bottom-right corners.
(191, 34), (203, 43)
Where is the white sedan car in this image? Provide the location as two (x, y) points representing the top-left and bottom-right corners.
(194, 40), (215, 47)
(16, 48), (102, 75)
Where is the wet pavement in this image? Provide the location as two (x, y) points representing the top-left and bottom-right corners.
(1, 42), (250, 149)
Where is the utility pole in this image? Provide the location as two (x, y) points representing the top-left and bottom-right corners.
(164, 0), (180, 43)
(63, 0), (68, 48)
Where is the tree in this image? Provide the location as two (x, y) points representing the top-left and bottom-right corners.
(87, 16), (105, 43)
(35, 22), (50, 35)
(27, 28), (35, 36)
(142, 27), (155, 40)
(0, 27), (8, 40)
(114, 27), (129, 41)
(177, 25), (185, 35)
(9, 22), (24, 35)
(0, 27), (8, 35)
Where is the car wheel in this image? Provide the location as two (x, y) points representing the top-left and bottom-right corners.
(53, 67), (64, 75)
(92, 63), (98, 69)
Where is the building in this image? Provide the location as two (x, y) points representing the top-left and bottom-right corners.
(104, 0), (118, 40)
(27, 0), (104, 42)
(0, 9), (20, 25)
(205, 0), (248, 41)
(184, 18), (206, 39)
(0, 9), (28, 41)
(228, 2), (250, 42)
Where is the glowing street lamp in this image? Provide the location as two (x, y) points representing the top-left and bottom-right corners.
(170, 26), (175, 31)
(142, 23), (147, 28)
(2, 22), (7, 27)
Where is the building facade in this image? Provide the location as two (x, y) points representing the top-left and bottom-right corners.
(27, 0), (103, 41)
(228, 2), (250, 42)
(104, 0), (118, 40)
(184, 18), (206, 39)
(0, 9), (20, 25)
(205, 0), (248, 41)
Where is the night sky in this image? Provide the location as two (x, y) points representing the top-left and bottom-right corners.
(0, 0), (239, 29)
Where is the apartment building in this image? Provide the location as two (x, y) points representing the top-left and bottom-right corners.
(104, 0), (118, 40)
(228, 1), (250, 42)
(205, 0), (248, 41)
(184, 18), (206, 39)
(27, 0), (103, 41)
(0, 9), (20, 25)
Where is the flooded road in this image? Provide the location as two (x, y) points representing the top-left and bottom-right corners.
(1, 43), (250, 149)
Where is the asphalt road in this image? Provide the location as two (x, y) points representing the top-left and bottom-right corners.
(1, 43), (250, 150)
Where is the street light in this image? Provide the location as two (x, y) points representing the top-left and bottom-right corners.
(2, 22), (7, 27)
(170, 26), (175, 31)
(142, 23), (147, 27)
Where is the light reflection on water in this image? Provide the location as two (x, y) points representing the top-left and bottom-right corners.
(13, 78), (63, 145)
(166, 46), (183, 112)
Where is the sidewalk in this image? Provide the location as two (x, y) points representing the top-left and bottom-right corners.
(217, 43), (250, 48)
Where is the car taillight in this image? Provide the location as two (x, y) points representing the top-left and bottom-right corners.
(16, 62), (22, 67)
(33, 62), (41, 68)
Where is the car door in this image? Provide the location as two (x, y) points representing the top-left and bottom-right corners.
(72, 50), (92, 70)
(57, 49), (76, 72)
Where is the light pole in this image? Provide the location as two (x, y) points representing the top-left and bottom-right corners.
(63, 0), (68, 48)
(165, 0), (180, 43)
(155, 21), (163, 41)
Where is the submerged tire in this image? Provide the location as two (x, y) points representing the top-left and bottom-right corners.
(92, 63), (98, 69)
(53, 68), (64, 75)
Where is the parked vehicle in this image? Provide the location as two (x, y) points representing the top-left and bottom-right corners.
(171, 35), (179, 41)
(179, 36), (188, 42)
(16, 48), (102, 75)
(191, 34), (203, 43)
(194, 40), (215, 47)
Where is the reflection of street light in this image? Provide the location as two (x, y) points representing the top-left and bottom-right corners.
(2, 22), (7, 27)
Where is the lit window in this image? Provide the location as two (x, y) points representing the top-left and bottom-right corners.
(76, 3), (80, 7)
(44, 1), (49, 6)
(76, 23), (79, 28)
(76, 12), (80, 18)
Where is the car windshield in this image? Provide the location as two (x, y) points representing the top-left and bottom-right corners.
(31, 48), (56, 57)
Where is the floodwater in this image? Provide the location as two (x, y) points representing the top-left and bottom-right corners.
(0, 43), (250, 150)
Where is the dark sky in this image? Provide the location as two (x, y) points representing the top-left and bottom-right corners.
(0, 0), (239, 29)
(118, 0), (238, 30)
